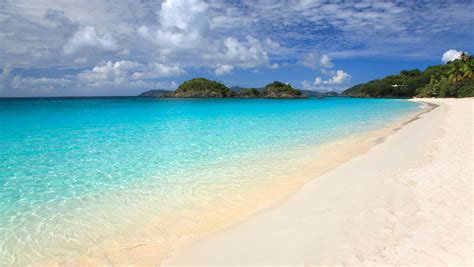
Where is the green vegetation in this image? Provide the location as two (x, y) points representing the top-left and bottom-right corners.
(342, 53), (474, 98)
(172, 78), (236, 98)
(139, 79), (308, 99)
(138, 89), (172, 97)
(262, 81), (305, 98)
(238, 88), (261, 98)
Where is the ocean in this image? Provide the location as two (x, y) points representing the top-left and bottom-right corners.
(0, 97), (420, 264)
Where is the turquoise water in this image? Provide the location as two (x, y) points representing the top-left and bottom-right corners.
(0, 97), (420, 264)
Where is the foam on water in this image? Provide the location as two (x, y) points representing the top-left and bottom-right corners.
(0, 97), (420, 265)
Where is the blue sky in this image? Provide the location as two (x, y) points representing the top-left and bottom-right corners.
(0, 0), (473, 97)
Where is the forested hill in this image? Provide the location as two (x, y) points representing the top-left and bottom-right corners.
(342, 54), (474, 98)
(139, 78), (307, 98)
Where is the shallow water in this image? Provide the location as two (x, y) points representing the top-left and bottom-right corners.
(0, 97), (420, 265)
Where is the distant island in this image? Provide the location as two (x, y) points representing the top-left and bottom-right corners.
(139, 89), (174, 97)
(139, 78), (337, 99)
(342, 53), (474, 98)
(231, 86), (337, 98)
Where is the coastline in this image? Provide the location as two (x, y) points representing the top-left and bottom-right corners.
(163, 98), (472, 265)
(85, 100), (435, 266)
(3, 98), (425, 266)
(56, 100), (428, 266)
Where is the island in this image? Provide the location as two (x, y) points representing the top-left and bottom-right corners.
(170, 78), (236, 98)
(342, 53), (474, 98)
(138, 89), (173, 97)
(261, 81), (305, 98)
(237, 88), (261, 98)
(139, 78), (312, 99)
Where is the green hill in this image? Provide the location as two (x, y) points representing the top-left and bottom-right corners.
(139, 79), (307, 99)
(342, 54), (474, 98)
(171, 78), (236, 98)
(238, 88), (261, 98)
(262, 81), (306, 98)
(139, 81), (306, 98)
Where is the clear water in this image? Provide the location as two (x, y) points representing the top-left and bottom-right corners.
(0, 97), (420, 264)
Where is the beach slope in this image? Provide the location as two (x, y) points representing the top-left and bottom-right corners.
(164, 98), (473, 265)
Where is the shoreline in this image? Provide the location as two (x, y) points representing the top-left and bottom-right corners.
(163, 98), (472, 265)
(147, 101), (431, 263)
(55, 100), (428, 266)
(5, 99), (425, 266)
(25, 100), (428, 266)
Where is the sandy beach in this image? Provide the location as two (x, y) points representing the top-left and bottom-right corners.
(163, 98), (473, 266)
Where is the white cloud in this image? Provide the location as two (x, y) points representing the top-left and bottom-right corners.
(131, 62), (185, 80)
(11, 76), (72, 94)
(160, 0), (209, 32)
(78, 60), (184, 86)
(2, 62), (181, 96)
(138, 0), (276, 71)
(137, 0), (210, 52)
(212, 36), (270, 68)
(319, 55), (334, 68)
(269, 63), (279, 69)
(215, 64), (234, 75)
(1, 1), (472, 69)
(325, 70), (351, 85)
(302, 70), (351, 92)
(0, 1), (472, 96)
(314, 77), (323, 86)
(441, 49), (465, 63)
(298, 53), (333, 69)
(64, 26), (119, 55)
(78, 60), (140, 84)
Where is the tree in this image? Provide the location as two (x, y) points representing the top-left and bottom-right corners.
(447, 61), (464, 84)
(461, 60), (474, 80)
(342, 54), (473, 98)
(460, 52), (469, 62)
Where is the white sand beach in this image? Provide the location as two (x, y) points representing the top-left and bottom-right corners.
(163, 98), (473, 266)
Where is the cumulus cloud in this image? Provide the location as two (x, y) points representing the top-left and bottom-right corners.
(64, 26), (119, 55)
(313, 77), (323, 86)
(210, 36), (270, 69)
(138, 0), (276, 71)
(78, 60), (141, 84)
(298, 53), (333, 69)
(0, 0), (472, 96)
(2, 1), (472, 68)
(325, 70), (351, 85)
(302, 70), (351, 92)
(441, 49), (465, 63)
(78, 60), (184, 86)
(3, 61), (181, 96)
(137, 0), (210, 52)
(215, 64), (234, 75)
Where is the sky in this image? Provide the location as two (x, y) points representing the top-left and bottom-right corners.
(0, 0), (473, 97)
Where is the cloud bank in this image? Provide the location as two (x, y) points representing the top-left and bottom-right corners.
(0, 0), (472, 96)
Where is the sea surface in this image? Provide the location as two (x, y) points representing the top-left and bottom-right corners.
(0, 97), (420, 265)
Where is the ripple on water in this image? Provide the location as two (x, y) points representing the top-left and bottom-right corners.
(0, 97), (421, 265)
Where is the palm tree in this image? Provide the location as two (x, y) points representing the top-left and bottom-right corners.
(461, 63), (473, 80)
(427, 76), (441, 96)
(460, 52), (469, 62)
(447, 61), (464, 84)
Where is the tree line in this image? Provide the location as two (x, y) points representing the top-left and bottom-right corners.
(342, 53), (474, 98)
